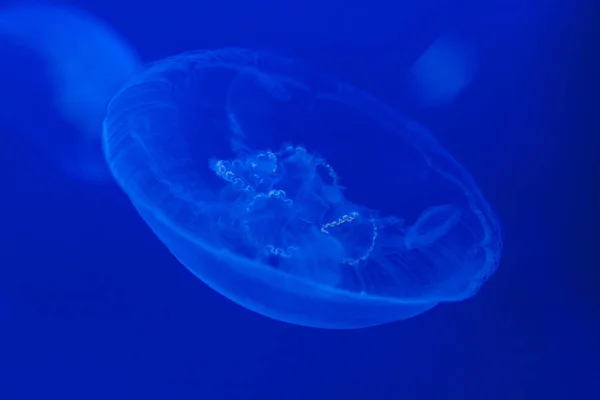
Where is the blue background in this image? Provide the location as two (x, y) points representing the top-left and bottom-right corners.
(0, 0), (598, 399)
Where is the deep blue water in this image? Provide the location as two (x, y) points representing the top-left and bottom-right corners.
(0, 0), (598, 399)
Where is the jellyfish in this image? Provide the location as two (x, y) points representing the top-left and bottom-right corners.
(103, 48), (502, 329)
(407, 35), (478, 107)
(0, 3), (142, 182)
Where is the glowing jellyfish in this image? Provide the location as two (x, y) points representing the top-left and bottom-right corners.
(407, 35), (478, 107)
(103, 49), (502, 329)
(0, 3), (141, 182)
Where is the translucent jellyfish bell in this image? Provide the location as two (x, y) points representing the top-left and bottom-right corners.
(103, 48), (502, 329)
(0, 3), (142, 182)
(407, 35), (478, 107)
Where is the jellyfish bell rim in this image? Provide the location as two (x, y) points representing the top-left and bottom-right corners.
(135, 201), (439, 329)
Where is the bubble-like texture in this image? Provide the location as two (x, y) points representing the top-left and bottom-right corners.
(103, 48), (502, 329)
